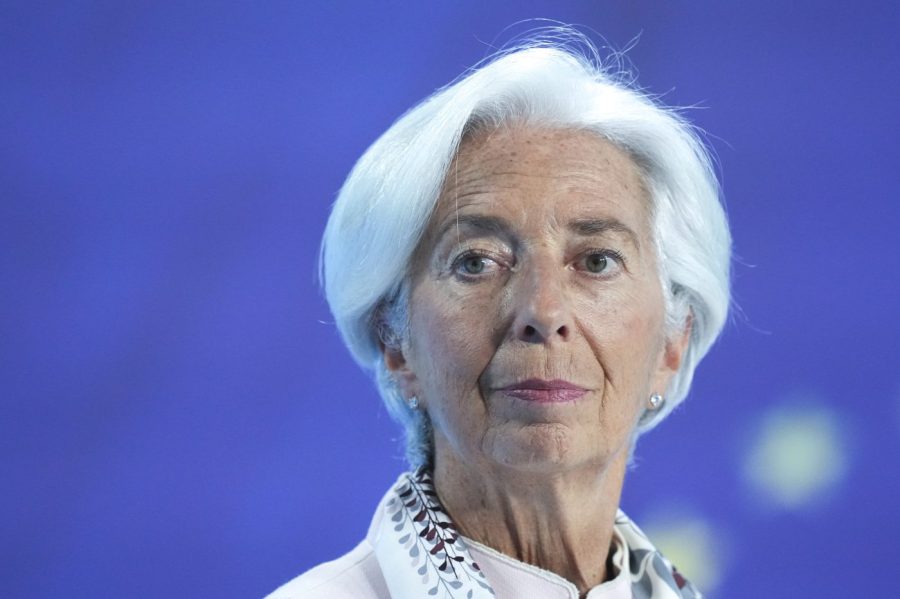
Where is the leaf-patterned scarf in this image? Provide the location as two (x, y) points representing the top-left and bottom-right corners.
(371, 469), (701, 598)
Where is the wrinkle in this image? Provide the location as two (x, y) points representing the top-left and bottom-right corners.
(411, 128), (665, 595)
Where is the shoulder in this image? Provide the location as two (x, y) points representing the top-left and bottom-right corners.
(264, 539), (389, 599)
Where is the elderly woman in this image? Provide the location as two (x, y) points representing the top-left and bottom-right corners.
(269, 39), (730, 599)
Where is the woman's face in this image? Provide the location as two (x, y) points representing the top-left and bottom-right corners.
(385, 127), (688, 474)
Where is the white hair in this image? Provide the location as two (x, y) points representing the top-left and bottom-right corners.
(321, 36), (732, 467)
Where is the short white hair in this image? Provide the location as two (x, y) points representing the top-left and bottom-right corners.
(321, 37), (732, 467)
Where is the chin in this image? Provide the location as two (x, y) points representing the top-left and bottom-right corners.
(483, 422), (597, 473)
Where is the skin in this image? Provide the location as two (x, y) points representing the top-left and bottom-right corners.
(383, 126), (691, 596)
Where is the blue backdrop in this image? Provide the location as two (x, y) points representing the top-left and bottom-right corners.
(3, 2), (899, 597)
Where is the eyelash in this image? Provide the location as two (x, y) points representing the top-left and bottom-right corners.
(450, 248), (626, 280)
(576, 248), (626, 276)
(451, 249), (508, 279)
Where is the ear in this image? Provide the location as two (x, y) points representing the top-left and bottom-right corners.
(380, 340), (420, 401)
(650, 312), (693, 395)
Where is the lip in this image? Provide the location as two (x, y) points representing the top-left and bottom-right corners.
(497, 379), (589, 403)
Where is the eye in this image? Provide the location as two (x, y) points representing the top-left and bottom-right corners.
(460, 255), (487, 275)
(451, 250), (504, 278)
(585, 253), (608, 273)
(577, 249), (624, 276)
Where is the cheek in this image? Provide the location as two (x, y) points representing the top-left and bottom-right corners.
(409, 286), (499, 403)
(575, 294), (663, 451)
(575, 286), (665, 387)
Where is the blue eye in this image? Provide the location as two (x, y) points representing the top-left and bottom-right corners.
(460, 255), (486, 274)
(578, 250), (624, 275)
(584, 253), (608, 273)
(452, 250), (503, 278)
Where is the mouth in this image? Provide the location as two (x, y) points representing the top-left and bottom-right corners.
(496, 378), (589, 403)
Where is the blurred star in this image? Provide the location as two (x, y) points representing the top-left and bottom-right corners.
(642, 512), (727, 592)
(743, 402), (848, 509)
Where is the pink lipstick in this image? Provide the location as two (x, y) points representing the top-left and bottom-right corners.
(498, 379), (588, 403)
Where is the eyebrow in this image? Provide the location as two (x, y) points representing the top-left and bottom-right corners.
(436, 214), (513, 244)
(568, 218), (641, 250)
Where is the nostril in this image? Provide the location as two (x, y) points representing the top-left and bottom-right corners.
(557, 325), (569, 338)
(523, 325), (537, 337)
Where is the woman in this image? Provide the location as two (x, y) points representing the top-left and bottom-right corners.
(270, 38), (730, 599)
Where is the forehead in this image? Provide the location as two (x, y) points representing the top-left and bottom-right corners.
(429, 126), (650, 238)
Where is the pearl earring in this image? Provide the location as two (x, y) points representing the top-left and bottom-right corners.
(648, 393), (664, 410)
(407, 396), (419, 410)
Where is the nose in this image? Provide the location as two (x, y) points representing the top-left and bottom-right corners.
(511, 261), (573, 344)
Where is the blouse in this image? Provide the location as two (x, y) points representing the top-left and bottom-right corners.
(266, 469), (700, 599)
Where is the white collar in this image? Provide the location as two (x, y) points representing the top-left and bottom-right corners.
(459, 528), (632, 598)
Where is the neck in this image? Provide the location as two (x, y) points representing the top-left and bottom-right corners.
(432, 441), (629, 597)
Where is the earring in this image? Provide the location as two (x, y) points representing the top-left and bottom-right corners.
(407, 395), (419, 410)
(648, 393), (664, 410)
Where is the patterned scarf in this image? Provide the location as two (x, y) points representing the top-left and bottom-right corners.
(372, 469), (701, 598)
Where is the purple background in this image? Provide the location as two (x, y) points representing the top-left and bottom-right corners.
(3, 2), (899, 597)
